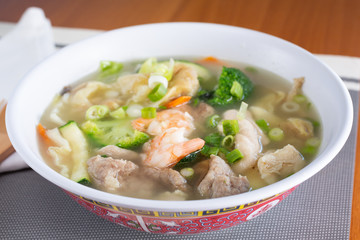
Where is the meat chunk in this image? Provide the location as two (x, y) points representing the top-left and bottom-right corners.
(97, 145), (141, 162)
(87, 155), (138, 191)
(177, 102), (215, 121)
(283, 118), (314, 139)
(257, 144), (305, 184)
(144, 167), (190, 192)
(286, 77), (305, 101)
(220, 109), (269, 174)
(197, 155), (250, 198)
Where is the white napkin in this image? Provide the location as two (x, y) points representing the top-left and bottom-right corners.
(0, 7), (55, 173)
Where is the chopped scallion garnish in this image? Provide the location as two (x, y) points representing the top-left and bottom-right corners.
(141, 107), (157, 119)
(109, 107), (127, 119)
(100, 61), (123, 76)
(230, 81), (243, 99)
(222, 119), (240, 136)
(206, 114), (221, 128)
(85, 105), (109, 120)
(268, 128), (284, 141)
(226, 149), (243, 164)
(221, 135), (235, 149)
(204, 133), (223, 147)
(255, 119), (270, 133)
(148, 83), (167, 102)
(180, 168), (195, 179)
(293, 94), (307, 103)
(237, 101), (248, 120)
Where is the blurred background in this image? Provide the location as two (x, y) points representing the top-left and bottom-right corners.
(0, 0), (359, 56)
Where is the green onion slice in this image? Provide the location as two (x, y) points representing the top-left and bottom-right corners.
(85, 105), (110, 120)
(206, 114), (221, 128)
(180, 168), (195, 179)
(293, 94), (308, 103)
(100, 61), (123, 76)
(204, 133), (223, 147)
(141, 107), (157, 119)
(221, 135), (235, 149)
(237, 101), (248, 120)
(268, 128), (284, 141)
(222, 119), (240, 136)
(255, 119), (270, 133)
(109, 107), (127, 119)
(226, 149), (244, 164)
(148, 83), (167, 102)
(230, 81), (243, 99)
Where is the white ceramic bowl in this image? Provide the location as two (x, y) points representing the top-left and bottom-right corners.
(6, 23), (353, 234)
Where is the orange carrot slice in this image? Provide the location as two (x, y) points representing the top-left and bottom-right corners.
(164, 96), (192, 108)
(37, 123), (53, 146)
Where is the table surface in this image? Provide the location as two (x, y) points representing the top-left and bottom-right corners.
(0, 0), (359, 238)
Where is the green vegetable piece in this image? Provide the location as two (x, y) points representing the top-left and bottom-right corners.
(59, 121), (90, 183)
(293, 94), (307, 104)
(180, 167), (195, 179)
(109, 107), (127, 119)
(222, 119), (240, 136)
(206, 114), (221, 128)
(208, 67), (253, 106)
(86, 105), (110, 120)
(116, 130), (150, 149)
(148, 83), (167, 102)
(301, 146), (317, 155)
(200, 145), (219, 157)
(305, 137), (321, 148)
(100, 60), (123, 76)
(226, 149), (243, 164)
(81, 119), (149, 149)
(230, 81), (243, 99)
(141, 107), (157, 119)
(256, 119), (270, 133)
(204, 133), (223, 147)
(176, 149), (202, 168)
(221, 135), (235, 149)
(268, 128), (284, 141)
(139, 58), (174, 81)
(237, 101), (248, 120)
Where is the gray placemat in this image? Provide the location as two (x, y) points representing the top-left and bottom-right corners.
(0, 78), (357, 240)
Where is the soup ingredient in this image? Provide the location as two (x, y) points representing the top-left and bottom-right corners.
(164, 96), (192, 108)
(257, 144), (305, 184)
(148, 83), (167, 102)
(148, 75), (168, 89)
(144, 167), (190, 192)
(226, 149), (244, 164)
(255, 119), (270, 134)
(99, 60), (123, 77)
(143, 127), (205, 168)
(286, 77), (305, 101)
(230, 81), (243, 99)
(85, 105), (110, 120)
(222, 120), (240, 136)
(109, 107), (127, 119)
(221, 109), (268, 175)
(301, 137), (321, 155)
(206, 114), (220, 128)
(97, 145), (141, 162)
(175, 60), (213, 87)
(141, 107), (157, 119)
(180, 167), (195, 179)
(132, 109), (195, 137)
(197, 155), (250, 198)
(284, 118), (314, 139)
(59, 121), (90, 184)
(207, 67), (253, 106)
(81, 119), (150, 149)
(87, 155), (138, 191)
(139, 57), (175, 81)
(281, 101), (300, 113)
(237, 101), (248, 120)
(37, 123), (53, 146)
(221, 135), (235, 149)
(126, 104), (143, 118)
(268, 128), (285, 141)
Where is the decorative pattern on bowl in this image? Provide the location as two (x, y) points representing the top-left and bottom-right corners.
(66, 186), (296, 234)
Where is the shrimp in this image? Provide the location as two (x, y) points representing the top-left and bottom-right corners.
(132, 109), (195, 136)
(143, 127), (205, 168)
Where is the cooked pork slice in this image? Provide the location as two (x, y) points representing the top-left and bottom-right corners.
(257, 144), (305, 184)
(220, 109), (269, 174)
(283, 118), (314, 139)
(144, 167), (190, 192)
(286, 77), (305, 101)
(178, 102), (215, 120)
(87, 155), (138, 191)
(97, 145), (141, 162)
(197, 155), (250, 198)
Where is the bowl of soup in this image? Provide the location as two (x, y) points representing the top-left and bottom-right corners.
(6, 23), (353, 234)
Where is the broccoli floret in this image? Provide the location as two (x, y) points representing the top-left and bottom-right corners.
(81, 119), (149, 149)
(207, 67), (253, 106)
